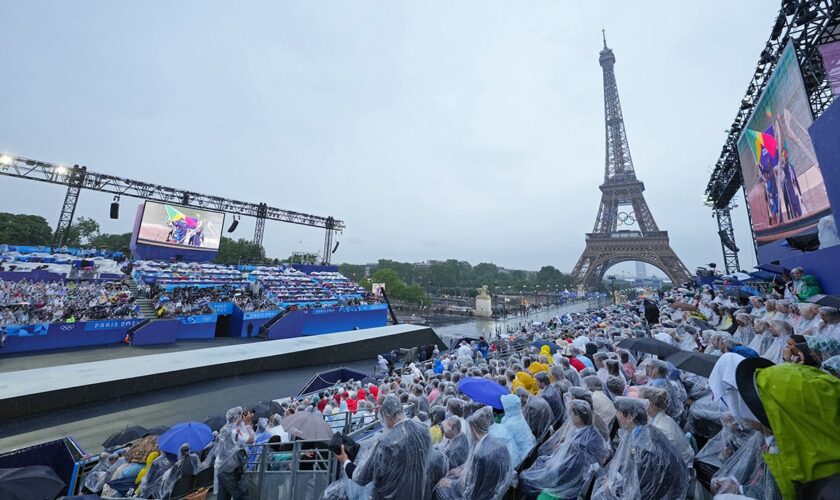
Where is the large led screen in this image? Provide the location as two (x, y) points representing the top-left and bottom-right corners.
(737, 42), (831, 244)
(137, 201), (224, 251)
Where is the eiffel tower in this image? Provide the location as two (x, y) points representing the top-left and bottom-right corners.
(571, 33), (690, 288)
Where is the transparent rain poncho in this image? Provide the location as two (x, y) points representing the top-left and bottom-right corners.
(696, 412), (757, 469)
(523, 394), (554, 438)
(710, 431), (782, 500)
(519, 419), (609, 499)
(489, 394), (535, 467)
(593, 423), (689, 499)
(82, 452), (111, 493)
(685, 393), (723, 439)
(155, 443), (200, 499)
(351, 397), (433, 500)
(441, 425), (469, 469)
(435, 408), (514, 500)
(425, 449), (449, 500)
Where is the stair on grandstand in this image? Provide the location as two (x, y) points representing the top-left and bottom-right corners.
(258, 309), (289, 339)
(126, 278), (157, 318)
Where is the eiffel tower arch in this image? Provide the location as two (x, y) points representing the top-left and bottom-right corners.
(571, 33), (690, 289)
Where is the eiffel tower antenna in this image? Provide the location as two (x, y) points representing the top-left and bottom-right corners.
(570, 38), (690, 289)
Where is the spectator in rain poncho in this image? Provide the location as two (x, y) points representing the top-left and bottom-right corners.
(639, 387), (694, 467)
(353, 400), (376, 430)
(733, 313), (755, 346)
(136, 453), (173, 498)
(425, 449), (449, 500)
(646, 360), (683, 421)
(337, 395), (432, 500)
(446, 398), (469, 441)
(154, 443), (200, 499)
(537, 369), (565, 424)
(377, 355), (389, 376)
(456, 342), (473, 364)
(816, 306), (840, 339)
(539, 387), (608, 457)
(214, 406), (255, 494)
(519, 400), (609, 500)
(762, 319), (792, 364)
(267, 413), (289, 442)
(82, 452), (112, 494)
(583, 375), (616, 430)
(434, 406), (513, 500)
(748, 319), (774, 355)
(822, 355), (840, 378)
(593, 397), (689, 500)
(795, 303), (822, 336)
(441, 416), (470, 469)
(516, 387), (554, 438)
(489, 393), (535, 467)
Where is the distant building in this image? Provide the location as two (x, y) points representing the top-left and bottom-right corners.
(635, 262), (646, 280)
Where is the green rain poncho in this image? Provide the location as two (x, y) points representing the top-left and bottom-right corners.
(794, 275), (822, 302)
(756, 363), (840, 499)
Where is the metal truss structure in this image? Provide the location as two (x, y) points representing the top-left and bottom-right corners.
(571, 35), (692, 288)
(704, 0), (840, 264)
(0, 154), (345, 263)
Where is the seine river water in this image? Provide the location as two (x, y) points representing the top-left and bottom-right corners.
(433, 299), (603, 343)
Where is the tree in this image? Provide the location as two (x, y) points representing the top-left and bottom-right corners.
(370, 268), (406, 298)
(338, 263), (367, 282)
(0, 213), (53, 246)
(74, 217), (101, 246)
(214, 237), (266, 265)
(88, 232), (132, 254)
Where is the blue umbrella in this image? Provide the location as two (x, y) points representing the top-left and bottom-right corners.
(157, 421), (214, 455)
(457, 377), (508, 410)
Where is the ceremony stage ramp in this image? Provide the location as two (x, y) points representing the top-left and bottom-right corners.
(0, 324), (444, 423)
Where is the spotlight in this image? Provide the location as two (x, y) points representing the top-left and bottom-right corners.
(0, 154), (11, 166)
(55, 166), (68, 175)
(227, 216), (239, 233)
(110, 196), (120, 219)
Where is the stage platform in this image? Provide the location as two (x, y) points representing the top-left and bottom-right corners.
(0, 324), (444, 423)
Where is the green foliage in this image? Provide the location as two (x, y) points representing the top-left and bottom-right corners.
(87, 232), (132, 254)
(337, 258), (574, 296)
(74, 216), (101, 245)
(214, 237), (266, 265)
(370, 267), (430, 304)
(338, 263), (367, 282)
(0, 213), (54, 246)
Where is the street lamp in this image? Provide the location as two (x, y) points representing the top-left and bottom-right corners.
(607, 275), (617, 305)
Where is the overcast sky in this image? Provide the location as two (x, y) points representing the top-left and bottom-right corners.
(0, 1), (779, 275)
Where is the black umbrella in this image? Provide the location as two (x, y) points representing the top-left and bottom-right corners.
(204, 415), (226, 432)
(617, 337), (680, 358)
(808, 294), (840, 309)
(666, 350), (720, 379)
(102, 425), (148, 448)
(0, 465), (65, 500)
(250, 400), (283, 419)
(146, 425), (169, 436)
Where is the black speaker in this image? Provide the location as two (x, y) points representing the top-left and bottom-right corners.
(110, 202), (120, 219)
(227, 218), (239, 233)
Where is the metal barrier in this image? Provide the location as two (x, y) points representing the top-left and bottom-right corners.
(243, 440), (337, 500)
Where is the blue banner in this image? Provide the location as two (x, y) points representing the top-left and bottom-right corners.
(310, 304), (387, 316)
(242, 310), (280, 321)
(5, 323), (50, 336)
(210, 302), (234, 315)
(179, 314), (217, 325)
(84, 318), (145, 331)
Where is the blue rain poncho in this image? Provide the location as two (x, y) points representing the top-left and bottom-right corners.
(489, 394), (535, 467)
(593, 423), (689, 500)
(352, 397), (432, 500)
(519, 424), (609, 499)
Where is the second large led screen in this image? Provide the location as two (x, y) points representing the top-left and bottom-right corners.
(137, 202), (224, 251)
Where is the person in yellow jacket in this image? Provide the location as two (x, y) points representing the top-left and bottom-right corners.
(511, 371), (539, 395)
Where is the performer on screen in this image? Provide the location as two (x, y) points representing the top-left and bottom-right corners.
(780, 144), (803, 220)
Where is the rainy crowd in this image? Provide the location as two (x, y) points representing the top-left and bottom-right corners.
(78, 268), (840, 499)
(316, 275), (840, 499)
(0, 278), (140, 326)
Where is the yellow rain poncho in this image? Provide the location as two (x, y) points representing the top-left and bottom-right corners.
(512, 372), (539, 395)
